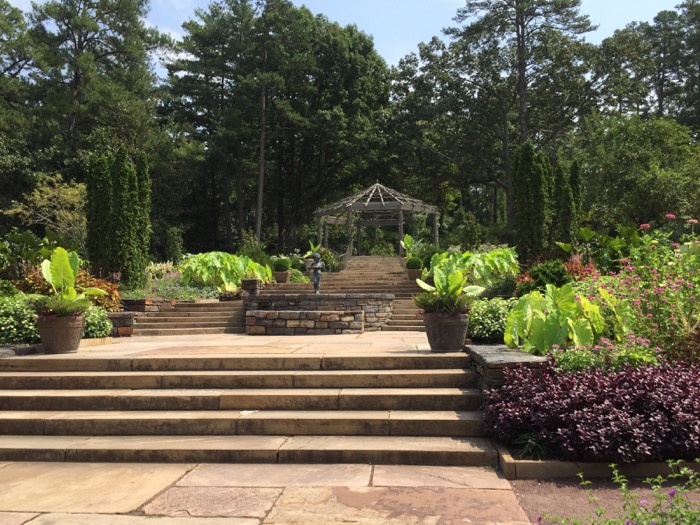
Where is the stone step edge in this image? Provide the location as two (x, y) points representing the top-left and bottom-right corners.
(0, 434), (497, 466)
(0, 354), (471, 372)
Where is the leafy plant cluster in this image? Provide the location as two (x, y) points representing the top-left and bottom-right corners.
(467, 298), (517, 343)
(505, 284), (633, 356)
(552, 335), (660, 374)
(179, 252), (271, 293)
(549, 462), (700, 525)
(0, 295), (40, 345)
(82, 306), (113, 339)
(483, 363), (700, 463)
(516, 260), (572, 295)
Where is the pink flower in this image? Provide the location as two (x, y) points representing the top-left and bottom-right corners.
(640, 223), (651, 229)
(689, 219), (698, 224)
(665, 213), (676, 219)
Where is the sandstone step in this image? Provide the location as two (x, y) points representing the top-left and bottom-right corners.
(0, 434), (495, 465)
(0, 410), (484, 437)
(0, 369), (476, 390)
(0, 353), (470, 372)
(142, 311), (242, 318)
(0, 387), (482, 411)
(382, 325), (427, 332)
(134, 320), (244, 328)
(133, 327), (246, 336)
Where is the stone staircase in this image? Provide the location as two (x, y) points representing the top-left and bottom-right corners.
(0, 352), (495, 465)
(264, 256), (425, 332)
(133, 302), (245, 336)
(131, 256), (424, 335)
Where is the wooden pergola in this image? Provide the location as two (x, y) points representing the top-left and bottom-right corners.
(314, 182), (439, 258)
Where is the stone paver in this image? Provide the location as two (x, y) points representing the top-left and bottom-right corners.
(372, 465), (511, 489)
(0, 512), (39, 525)
(143, 487), (281, 518)
(0, 462), (191, 513)
(179, 463), (372, 487)
(263, 486), (529, 525)
(25, 515), (257, 525)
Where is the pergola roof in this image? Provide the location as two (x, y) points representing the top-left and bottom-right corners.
(315, 182), (438, 225)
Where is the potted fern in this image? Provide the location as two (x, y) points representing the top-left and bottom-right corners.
(32, 247), (107, 353)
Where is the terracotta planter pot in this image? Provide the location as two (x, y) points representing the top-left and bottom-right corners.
(273, 271), (290, 284)
(37, 315), (85, 354)
(422, 312), (469, 352)
(406, 269), (423, 281)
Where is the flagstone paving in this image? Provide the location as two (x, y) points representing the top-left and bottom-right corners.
(0, 462), (529, 525)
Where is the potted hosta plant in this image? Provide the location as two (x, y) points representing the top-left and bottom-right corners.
(405, 256), (423, 281)
(414, 267), (484, 352)
(272, 257), (291, 284)
(32, 247), (107, 354)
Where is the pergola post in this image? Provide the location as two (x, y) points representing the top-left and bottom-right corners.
(357, 226), (362, 255)
(345, 210), (353, 258)
(316, 215), (322, 247)
(432, 213), (439, 245)
(398, 209), (404, 255)
(323, 222), (328, 248)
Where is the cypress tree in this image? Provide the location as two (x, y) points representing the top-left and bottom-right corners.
(110, 146), (142, 288)
(513, 141), (551, 264)
(85, 154), (113, 276)
(134, 153), (151, 287)
(569, 160), (583, 233)
(553, 164), (575, 245)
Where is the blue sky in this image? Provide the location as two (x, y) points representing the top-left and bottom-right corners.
(8, 0), (681, 68)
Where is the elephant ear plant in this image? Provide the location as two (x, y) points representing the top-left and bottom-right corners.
(34, 247), (107, 317)
(415, 267), (485, 315)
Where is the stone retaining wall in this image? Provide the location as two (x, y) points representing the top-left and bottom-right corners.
(468, 345), (546, 389)
(245, 294), (393, 331)
(246, 310), (364, 335)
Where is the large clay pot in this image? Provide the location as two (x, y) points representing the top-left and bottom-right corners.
(273, 271), (290, 284)
(406, 269), (423, 281)
(37, 315), (85, 354)
(422, 312), (469, 353)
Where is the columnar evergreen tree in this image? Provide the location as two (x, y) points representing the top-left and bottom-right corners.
(553, 164), (575, 245)
(85, 154), (113, 275)
(513, 141), (552, 264)
(135, 153), (151, 279)
(569, 160), (583, 231)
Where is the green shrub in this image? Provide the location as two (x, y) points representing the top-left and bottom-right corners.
(272, 257), (291, 272)
(552, 336), (660, 374)
(0, 295), (40, 345)
(289, 269), (310, 283)
(468, 298), (517, 343)
(318, 248), (344, 272)
(82, 306), (113, 339)
(122, 273), (219, 301)
(406, 256), (422, 270)
(0, 279), (18, 297)
(517, 260), (571, 295)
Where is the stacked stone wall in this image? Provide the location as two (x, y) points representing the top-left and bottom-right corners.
(245, 293), (393, 332)
(246, 310), (364, 335)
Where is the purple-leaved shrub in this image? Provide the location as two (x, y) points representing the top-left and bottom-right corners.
(483, 364), (700, 463)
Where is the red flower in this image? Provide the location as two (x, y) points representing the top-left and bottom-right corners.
(665, 213), (676, 219)
(640, 223), (651, 229)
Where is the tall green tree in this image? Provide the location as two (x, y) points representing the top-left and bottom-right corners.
(448, 0), (594, 144)
(513, 141), (552, 264)
(28, 0), (163, 178)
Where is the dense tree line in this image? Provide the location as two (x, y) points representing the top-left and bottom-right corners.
(2, 0), (700, 270)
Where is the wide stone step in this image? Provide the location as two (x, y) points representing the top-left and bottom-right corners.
(0, 435), (496, 465)
(0, 353), (470, 372)
(133, 327), (246, 336)
(0, 387), (482, 411)
(0, 369), (476, 390)
(0, 410), (484, 437)
(142, 311), (242, 318)
(382, 325), (427, 332)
